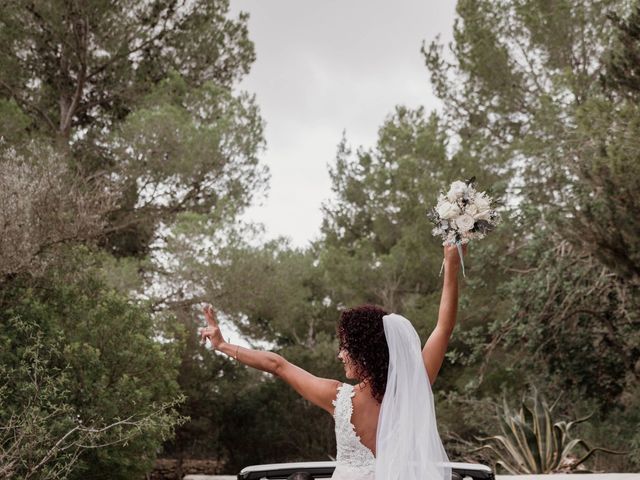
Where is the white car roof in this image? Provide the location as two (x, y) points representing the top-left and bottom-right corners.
(240, 461), (492, 475)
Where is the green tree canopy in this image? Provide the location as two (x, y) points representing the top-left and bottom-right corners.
(0, 250), (183, 479)
(0, 0), (267, 259)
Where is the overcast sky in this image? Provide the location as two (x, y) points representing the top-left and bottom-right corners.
(229, 0), (458, 247)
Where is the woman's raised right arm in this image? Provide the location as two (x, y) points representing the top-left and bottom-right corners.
(200, 305), (340, 414)
(422, 244), (465, 385)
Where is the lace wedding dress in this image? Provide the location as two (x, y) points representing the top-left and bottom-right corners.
(331, 383), (376, 480)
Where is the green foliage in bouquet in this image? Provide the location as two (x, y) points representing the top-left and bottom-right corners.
(474, 389), (627, 474)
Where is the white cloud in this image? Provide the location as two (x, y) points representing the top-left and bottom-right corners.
(229, 0), (456, 247)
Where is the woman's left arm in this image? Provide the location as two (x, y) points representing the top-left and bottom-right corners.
(422, 245), (464, 385)
(200, 306), (340, 414)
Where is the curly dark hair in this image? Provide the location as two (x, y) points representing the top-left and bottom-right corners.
(337, 304), (390, 404)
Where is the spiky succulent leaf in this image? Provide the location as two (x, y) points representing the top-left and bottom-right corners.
(477, 389), (625, 474)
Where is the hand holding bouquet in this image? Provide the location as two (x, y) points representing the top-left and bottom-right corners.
(427, 177), (500, 276)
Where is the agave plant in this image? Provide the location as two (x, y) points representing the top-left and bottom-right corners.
(473, 388), (626, 474)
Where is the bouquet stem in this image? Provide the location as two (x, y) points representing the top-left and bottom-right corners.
(439, 241), (466, 278)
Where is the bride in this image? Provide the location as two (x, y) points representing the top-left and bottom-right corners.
(200, 245), (464, 480)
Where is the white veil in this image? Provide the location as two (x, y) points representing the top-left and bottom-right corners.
(375, 313), (451, 480)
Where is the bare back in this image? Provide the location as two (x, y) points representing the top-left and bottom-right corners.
(348, 382), (381, 456)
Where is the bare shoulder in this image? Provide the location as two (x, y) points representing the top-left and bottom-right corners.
(350, 384), (379, 416)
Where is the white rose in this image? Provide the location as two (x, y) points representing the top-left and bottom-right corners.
(454, 214), (476, 232)
(436, 201), (461, 220)
(474, 193), (491, 212)
(465, 204), (479, 216)
(447, 181), (468, 202)
(474, 210), (492, 221)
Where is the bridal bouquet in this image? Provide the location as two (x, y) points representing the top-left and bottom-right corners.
(427, 177), (500, 276)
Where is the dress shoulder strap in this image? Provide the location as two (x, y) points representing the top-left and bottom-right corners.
(332, 383), (355, 417)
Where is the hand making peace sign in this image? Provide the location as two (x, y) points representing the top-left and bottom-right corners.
(199, 305), (226, 349)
